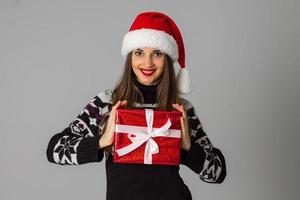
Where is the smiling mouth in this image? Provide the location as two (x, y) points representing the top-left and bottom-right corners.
(140, 69), (156, 76)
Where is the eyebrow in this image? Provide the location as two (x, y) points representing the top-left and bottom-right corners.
(136, 48), (162, 52)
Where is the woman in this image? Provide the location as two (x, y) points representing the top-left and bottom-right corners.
(46, 11), (226, 200)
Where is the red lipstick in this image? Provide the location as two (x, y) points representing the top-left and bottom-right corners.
(140, 69), (156, 76)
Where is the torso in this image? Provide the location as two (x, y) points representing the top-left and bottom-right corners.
(97, 87), (193, 200)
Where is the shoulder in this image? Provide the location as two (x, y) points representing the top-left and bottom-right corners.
(85, 89), (113, 114)
(178, 97), (194, 111)
(178, 97), (202, 125)
(95, 89), (113, 104)
(178, 97), (200, 119)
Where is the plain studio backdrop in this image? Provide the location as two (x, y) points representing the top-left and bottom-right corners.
(0, 0), (299, 200)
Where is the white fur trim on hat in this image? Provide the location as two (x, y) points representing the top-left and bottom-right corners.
(177, 68), (192, 94)
(121, 28), (178, 61)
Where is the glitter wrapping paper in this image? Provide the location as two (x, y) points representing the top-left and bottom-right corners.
(113, 108), (182, 166)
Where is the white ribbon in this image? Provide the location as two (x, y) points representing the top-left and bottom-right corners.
(115, 109), (181, 164)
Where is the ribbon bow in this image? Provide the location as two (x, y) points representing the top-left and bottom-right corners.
(115, 109), (173, 164)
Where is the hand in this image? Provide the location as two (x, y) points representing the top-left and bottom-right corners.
(98, 100), (127, 149)
(172, 103), (191, 151)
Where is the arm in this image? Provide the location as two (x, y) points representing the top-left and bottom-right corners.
(46, 90), (112, 165)
(180, 102), (227, 183)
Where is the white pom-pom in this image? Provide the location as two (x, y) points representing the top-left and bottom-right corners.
(176, 68), (192, 94)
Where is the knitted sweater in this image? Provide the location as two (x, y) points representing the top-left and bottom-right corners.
(46, 80), (226, 200)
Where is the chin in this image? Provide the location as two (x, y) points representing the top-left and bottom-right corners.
(142, 81), (153, 85)
(137, 79), (154, 85)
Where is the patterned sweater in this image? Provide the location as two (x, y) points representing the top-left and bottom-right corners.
(46, 81), (226, 200)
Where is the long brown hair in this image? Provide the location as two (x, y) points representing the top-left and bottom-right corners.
(102, 51), (182, 153)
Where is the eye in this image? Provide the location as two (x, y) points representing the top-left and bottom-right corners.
(153, 51), (163, 57)
(134, 51), (143, 56)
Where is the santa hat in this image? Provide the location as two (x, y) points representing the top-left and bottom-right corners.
(121, 11), (192, 94)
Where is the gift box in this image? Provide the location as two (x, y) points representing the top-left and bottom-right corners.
(113, 108), (182, 166)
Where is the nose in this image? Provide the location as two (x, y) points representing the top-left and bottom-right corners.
(144, 55), (154, 68)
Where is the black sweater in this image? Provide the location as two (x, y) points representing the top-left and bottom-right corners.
(46, 81), (226, 200)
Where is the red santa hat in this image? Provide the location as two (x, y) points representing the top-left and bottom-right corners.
(121, 11), (192, 94)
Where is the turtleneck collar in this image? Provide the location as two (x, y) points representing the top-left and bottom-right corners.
(134, 78), (158, 104)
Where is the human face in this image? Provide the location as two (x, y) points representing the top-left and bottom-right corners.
(131, 47), (165, 85)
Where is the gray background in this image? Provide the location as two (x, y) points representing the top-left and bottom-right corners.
(1, 0), (299, 200)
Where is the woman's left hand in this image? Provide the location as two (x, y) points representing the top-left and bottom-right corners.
(172, 103), (191, 151)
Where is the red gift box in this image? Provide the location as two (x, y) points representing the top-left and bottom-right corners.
(113, 108), (182, 166)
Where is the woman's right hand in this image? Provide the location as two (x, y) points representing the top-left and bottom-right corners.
(98, 100), (127, 149)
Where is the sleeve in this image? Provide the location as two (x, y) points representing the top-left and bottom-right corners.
(180, 102), (227, 184)
(46, 91), (111, 165)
